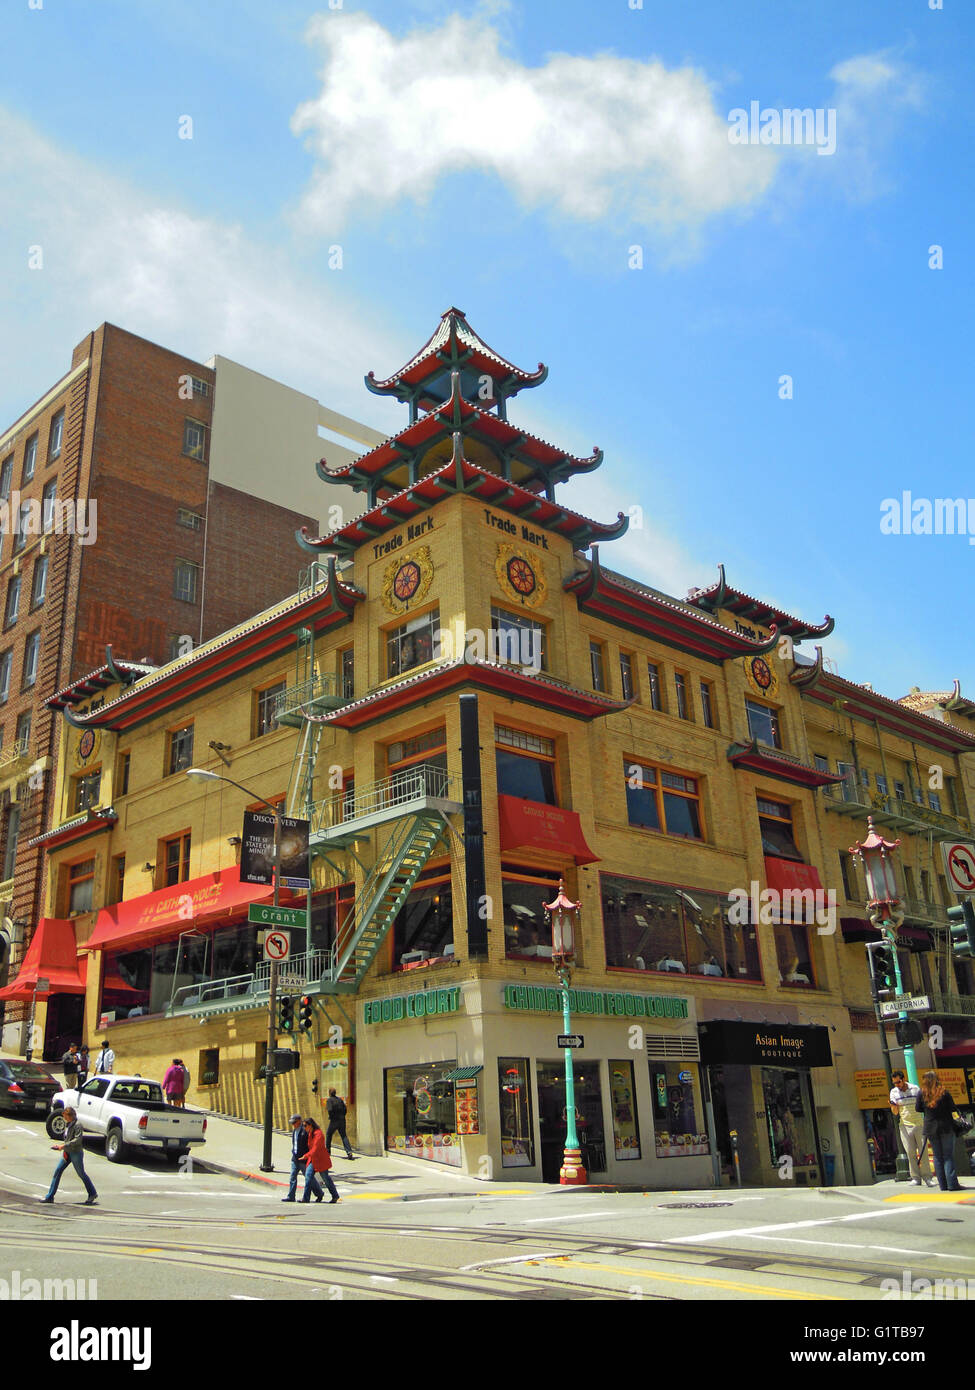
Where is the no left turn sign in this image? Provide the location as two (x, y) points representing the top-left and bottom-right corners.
(263, 930), (291, 962)
(942, 842), (975, 896)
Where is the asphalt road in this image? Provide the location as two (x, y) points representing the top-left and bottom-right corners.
(2, 1113), (974, 1306)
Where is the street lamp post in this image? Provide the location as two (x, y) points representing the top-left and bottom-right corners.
(545, 879), (587, 1187)
(850, 816), (915, 1183)
(186, 768), (282, 1172)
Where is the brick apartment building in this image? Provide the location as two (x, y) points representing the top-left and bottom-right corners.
(0, 324), (380, 1026)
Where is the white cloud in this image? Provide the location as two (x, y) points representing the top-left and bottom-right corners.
(290, 11), (777, 239)
(825, 49), (925, 198)
(0, 108), (404, 430)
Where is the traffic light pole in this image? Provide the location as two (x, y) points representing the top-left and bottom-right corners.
(868, 930), (912, 1183)
(260, 807), (282, 1173)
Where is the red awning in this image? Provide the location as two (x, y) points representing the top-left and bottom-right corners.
(933, 1039), (975, 1060)
(0, 919), (87, 1001)
(497, 795), (600, 865)
(764, 857), (824, 895)
(84, 866), (281, 954)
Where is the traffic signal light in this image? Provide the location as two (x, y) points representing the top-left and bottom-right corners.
(947, 901), (975, 961)
(298, 995), (314, 1034)
(868, 941), (896, 994)
(278, 995), (295, 1032)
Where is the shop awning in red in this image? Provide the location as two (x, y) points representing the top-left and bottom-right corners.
(839, 918), (933, 952)
(933, 1038), (975, 1060)
(497, 795), (600, 865)
(763, 857), (824, 896)
(84, 867), (282, 955)
(0, 919), (87, 1001)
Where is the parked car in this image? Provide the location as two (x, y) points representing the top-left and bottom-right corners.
(0, 1057), (62, 1116)
(47, 1074), (207, 1163)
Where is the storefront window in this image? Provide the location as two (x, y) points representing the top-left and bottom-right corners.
(502, 869), (561, 959)
(601, 872), (761, 979)
(609, 1059), (641, 1160)
(649, 1062), (710, 1157)
(761, 1068), (818, 1171)
(211, 924), (259, 984)
(384, 1061), (460, 1166)
(150, 937), (209, 1014)
(773, 922), (815, 987)
(102, 948), (151, 1019)
(498, 1057), (534, 1167)
(536, 1060), (605, 1180)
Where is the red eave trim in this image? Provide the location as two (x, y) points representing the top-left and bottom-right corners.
(803, 684), (975, 754)
(727, 744), (845, 789)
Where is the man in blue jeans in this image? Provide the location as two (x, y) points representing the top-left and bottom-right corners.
(282, 1113), (309, 1202)
(41, 1107), (97, 1205)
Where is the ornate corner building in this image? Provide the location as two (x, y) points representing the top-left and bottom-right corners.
(5, 309), (975, 1188)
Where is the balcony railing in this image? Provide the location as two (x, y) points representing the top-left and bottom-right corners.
(272, 674), (346, 727)
(253, 948), (331, 993)
(822, 781), (970, 839)
(312, 764), (461, 838)
(169, 973), (265, 1013)
(0, 738), (31, 769)
(926, 990), (975, 1019)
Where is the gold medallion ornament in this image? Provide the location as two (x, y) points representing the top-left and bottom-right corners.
(73, 728), (102, 768)
(495, 544), (547, 608)
(381, 546), (434, 614)
(744, 653), (779, 700)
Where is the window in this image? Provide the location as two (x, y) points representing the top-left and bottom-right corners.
(490, 605), (546, 671)
(391, 871), (453, 966)
(813, 754), (829, 775)
(0, 456), (12, 501)
(387, 727), (448, 800)
(646, 662), (663, 712)
(167, 724), (194, 776)
(22, 631), (40, 688)
(23, 434), (37, 484)
(757, 797), (803, 862)
(876, 773), (888, 798)
(609, 1059), (642, 1160)
(72, 769), (101, 814)
(340, 647), (354, 701)
(116, 750), (130, 797)
(174, 561), (199, 603)
(190, 376), (210, 398)
(67, 858), (95, 915)
(4, 576), (20, 628)
(745, 699), (781, 749)
(2, 807), (20, 881)
(199, 1049), (220, 1086)
(496, 725), (557, 805)
(385, 1060), (458, 1164)
(498, 1058), (534, 1167)
(624, 760), (703, 839)
(177, 508), (202, 530)
(773, 922), (816, 988)
(894, 780), (906, 802)
(619, 651), (634, 700)
(601, 871), (761, 979)
(836, 761), (856, 803)
(700, 680), (716, 729)
(15, 711), (31, 750)
(30, 555), (47, 609)
(48, 410), (64, 460)
(12, 501), (30, 554)
(0, 650), (11, 703)
(386, 607), (439, 678)
(255, 682), (285, 737)
(861, 767), (871, 789)
(650, 1061), (708, 1158)
(41, 481), (57, 530)
(674, 672), (690, 720)
(182, 419), (207, 460)
(929, 791), (942, 813)
(163, 831), (192, 886)
(590, 641), (605, 692)
(838, 851), (857, 901)
(502, 867), (562, 959)
(110, 855), (125, 906)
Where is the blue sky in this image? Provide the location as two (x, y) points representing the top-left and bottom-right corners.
(1, 0), (971, 700)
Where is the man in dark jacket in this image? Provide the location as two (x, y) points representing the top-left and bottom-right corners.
(325, 1089), (355, 1159)
(40, 1107), (97, 1205)
(61, 1044), (79, 1088)
(282, 1114), (310, 1201)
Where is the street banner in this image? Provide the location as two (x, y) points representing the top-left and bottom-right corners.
(240, 810), (309, 886)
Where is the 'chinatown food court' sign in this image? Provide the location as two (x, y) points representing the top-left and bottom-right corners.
(362, 988), (461, 1025)
(502, 984), (689, 1020)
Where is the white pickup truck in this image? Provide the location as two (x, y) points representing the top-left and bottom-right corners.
(47, 1074), (207, 1163)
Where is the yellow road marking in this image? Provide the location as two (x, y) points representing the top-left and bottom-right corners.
(884, 1192), (975, 1203)
(537, 1258), (839, 1299)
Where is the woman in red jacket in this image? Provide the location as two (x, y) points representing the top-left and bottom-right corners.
(301, 1118), (340, 1204)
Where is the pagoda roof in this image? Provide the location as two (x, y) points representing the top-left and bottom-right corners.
(726, 742), (846, 790)
(564, 549), (783, 664)
(51, 559), (364, 734)
(899, 681), (975, 720)
(797, 667), (975, 755)
(48, 650), (155, 711)
(318, 658), (629, 731)
(299, 437), (628, 557)
(687, 565), (834, 642)
(320, 371), (601, 498)
(365, 306), (547, 409)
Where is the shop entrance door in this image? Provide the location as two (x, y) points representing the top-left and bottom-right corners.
(536, 1060), (606, 1183)
(44, 994), (84, 1063)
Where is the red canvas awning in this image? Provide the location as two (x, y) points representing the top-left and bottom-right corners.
(497, 795), (600, 865)
(0, 919), (87, 1001)
(84, 866), (282, 954)
(764, 857), (824, 895)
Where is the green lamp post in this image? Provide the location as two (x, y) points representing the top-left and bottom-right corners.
(545, 879), (587, 1187)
